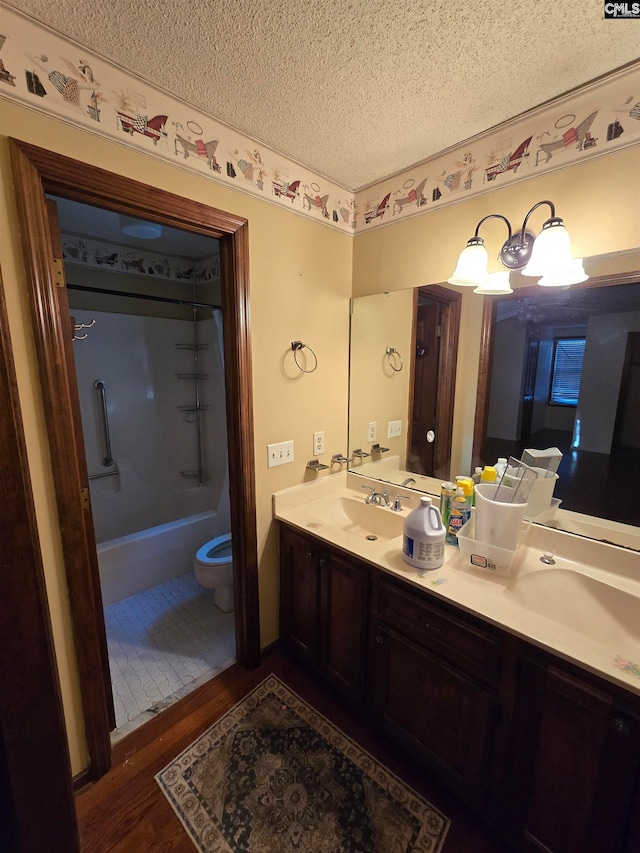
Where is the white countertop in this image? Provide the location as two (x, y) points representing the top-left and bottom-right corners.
(274, 472), (640, 696)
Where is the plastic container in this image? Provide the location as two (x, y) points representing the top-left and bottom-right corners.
(457, 516), (531, 578)
(446, 489), (472, 546)
(402, 496), (445, 570)
(480, 466), (497, 484)
(474, 482), (529, 551)
(455, 476), (475, 505)
(494, 457), (508, 479)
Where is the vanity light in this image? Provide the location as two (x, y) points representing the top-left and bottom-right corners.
(448, 200), (588, 289)
(473, 271), (513, 295)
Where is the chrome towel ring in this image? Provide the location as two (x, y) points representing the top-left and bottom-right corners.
(385, 347), (403, 372)
(291, 340), (318, 374)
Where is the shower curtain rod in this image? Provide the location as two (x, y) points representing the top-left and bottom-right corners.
(67, 283), (221, 309)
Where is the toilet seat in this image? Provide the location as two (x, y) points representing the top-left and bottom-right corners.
(195, 533), (232, 565)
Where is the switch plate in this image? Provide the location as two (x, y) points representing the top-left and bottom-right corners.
(388, 419), (402, 438)
(313, 431), (325, 455)
(367, 422), (377, 442)
(267, 440), (294, 468)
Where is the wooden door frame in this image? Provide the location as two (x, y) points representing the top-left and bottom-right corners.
(408, 284), (461, 477)
(0, 266), (81, 850)
(8, 139), (260, 782)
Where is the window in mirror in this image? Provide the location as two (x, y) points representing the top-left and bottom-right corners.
(549, 337), (585, 407)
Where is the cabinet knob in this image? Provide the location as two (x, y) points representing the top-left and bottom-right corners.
(376, 633), (385, 645)
(611, 717), (630, 735)
(319, 557), (327, 568)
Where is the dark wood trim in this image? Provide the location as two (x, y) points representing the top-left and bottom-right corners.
(0, 268), (80, 850)
(8, 139), (260, 781)
(471, 270), (640, 469)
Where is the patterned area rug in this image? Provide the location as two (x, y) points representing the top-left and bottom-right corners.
(156, 675), (450, 852)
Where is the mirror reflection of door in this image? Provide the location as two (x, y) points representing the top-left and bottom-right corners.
(409, 297), (440, 475)
(520, 338), (539, 440)
(407, 285), (461, 479)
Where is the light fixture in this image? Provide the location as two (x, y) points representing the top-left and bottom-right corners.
(473, 271), (513, 295)
(119, 214), (162, 240)
(448, 200), (588, 290)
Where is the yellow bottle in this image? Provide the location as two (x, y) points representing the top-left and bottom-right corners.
(480, 466), (497, 483)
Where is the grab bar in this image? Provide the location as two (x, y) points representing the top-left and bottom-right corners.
(93, 379), (113, 466)
(88, 469), (119, 481)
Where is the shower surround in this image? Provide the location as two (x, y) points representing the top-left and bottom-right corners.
(72, 307), (229, 606)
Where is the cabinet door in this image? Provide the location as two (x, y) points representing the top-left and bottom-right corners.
(371, 621), (496, 803)
(508, 658), (640, 853)
(318, 551), (369, 701)
(280, 530), (319, 665)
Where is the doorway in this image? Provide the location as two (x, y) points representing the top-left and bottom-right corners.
(55, 195), (239, 737)
(9, 139), (260, 781)
(408, 285), (461, 479)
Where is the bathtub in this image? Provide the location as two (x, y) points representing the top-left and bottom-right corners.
(98, 510), (218, 607)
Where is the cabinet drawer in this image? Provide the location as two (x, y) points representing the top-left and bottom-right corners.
(374, 578), (502, 682)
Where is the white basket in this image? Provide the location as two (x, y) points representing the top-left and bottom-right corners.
(456, 516), (531, 578)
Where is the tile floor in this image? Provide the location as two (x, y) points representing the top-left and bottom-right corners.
(104, 573), (236, 739)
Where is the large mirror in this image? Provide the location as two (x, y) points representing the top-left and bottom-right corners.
(348, 260), (640, 548)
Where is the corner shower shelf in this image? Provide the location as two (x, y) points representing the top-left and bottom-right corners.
(181, 469), (210, 481)
(175, 343), (209, 351)
(178, 404), (211, 412)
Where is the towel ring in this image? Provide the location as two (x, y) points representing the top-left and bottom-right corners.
(385, 347), (403, 372)
(291, 341), (318, 374)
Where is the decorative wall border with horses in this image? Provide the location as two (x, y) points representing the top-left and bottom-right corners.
(1, 4), (638, 235)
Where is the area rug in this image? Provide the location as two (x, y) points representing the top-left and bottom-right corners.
(156, 674), (450, 852)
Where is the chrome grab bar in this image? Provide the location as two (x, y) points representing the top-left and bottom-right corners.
(88, 469), (119, 481)
(93, 379), (113, 466)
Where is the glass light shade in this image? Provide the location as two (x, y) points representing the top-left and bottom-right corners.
(537, 258), (589, 287)
(119, 214), (162, 239)
(473, 271), (513, 294)
(522, 221), (573, 276)
(447, 241), (489, 286)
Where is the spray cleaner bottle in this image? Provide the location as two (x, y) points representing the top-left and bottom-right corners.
(402, 496), (445, 570)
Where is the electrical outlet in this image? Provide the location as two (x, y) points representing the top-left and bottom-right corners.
(267, 440), (294, 468)
(313, 431), (325, 455)
(367, 422), (377, 442)
(388, 419), (402, 438)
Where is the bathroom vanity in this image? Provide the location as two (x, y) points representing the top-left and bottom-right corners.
(275, 476), (640, 853)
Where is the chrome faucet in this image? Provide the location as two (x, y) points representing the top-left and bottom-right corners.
(401, 477), (417, 487)
(362, 485), (390, 506)
(391, 494), (410, 511)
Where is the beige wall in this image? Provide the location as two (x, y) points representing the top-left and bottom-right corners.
(349, 290), (414, 462)
(352, 147), (640, 475)
(2, 91), (638, 777)
(0, 98), (352, 773)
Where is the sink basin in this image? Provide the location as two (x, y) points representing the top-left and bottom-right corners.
(307, 495), (405, 541)
(505, 566), (640, 649)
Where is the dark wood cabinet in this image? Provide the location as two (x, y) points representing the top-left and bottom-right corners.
(278, 522), (640, 851)
(280, 527), (369, 702)
(507, 657), (640, 853)
(370, 621), (497, 804)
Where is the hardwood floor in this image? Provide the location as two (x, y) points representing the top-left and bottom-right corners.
(76, 649), (512, 852)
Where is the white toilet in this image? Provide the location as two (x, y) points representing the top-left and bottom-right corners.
(194, 533), (234, 612)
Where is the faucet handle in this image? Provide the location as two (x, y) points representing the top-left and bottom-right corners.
(391, 493), (409, 511)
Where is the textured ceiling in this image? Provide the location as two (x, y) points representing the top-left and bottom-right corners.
(6, 0), (639, 189)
